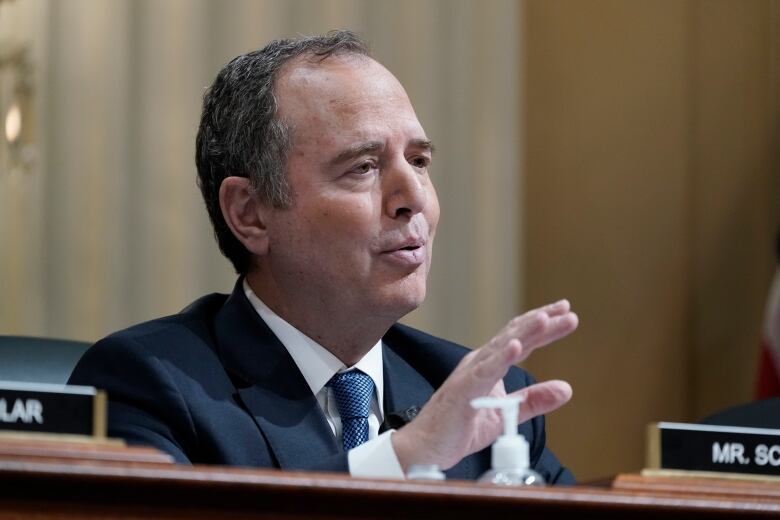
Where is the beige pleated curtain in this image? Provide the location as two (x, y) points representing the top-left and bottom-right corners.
(0, 0), (522, 349)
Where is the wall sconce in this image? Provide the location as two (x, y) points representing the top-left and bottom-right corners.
(0, 46), (35, 177)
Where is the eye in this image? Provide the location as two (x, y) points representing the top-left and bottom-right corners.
(409, 155), (431, 169)
(349, 160), (378, 176)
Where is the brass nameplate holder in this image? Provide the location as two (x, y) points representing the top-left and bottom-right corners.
(647, 421), (780, 479)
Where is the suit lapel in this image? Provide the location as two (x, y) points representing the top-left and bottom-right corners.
(381, 342), (434, 416)
(235, 384), (341, 470)
(383, 326), (479, 480)
(213, 282), (480, 478)
(214, 280), (340, 470)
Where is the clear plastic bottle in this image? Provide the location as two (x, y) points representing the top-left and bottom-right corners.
(471, 395), (546, 487)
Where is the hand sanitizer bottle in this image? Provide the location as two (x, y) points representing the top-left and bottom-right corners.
(470, 395), (546, 486)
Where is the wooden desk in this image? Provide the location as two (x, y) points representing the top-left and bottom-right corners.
(0, 438), (777, 519)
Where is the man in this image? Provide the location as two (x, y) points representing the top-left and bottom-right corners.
(69, 30), (578, 483)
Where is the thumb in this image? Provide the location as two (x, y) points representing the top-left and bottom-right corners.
(513, 380), (572, 424)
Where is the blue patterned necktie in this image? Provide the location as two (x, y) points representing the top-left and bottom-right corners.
(327, 369), (375, 451)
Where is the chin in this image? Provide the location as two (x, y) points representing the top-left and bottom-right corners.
(373, 285), (427, 321)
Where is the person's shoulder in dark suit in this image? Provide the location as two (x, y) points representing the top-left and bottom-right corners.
(68, 291), (256, 465)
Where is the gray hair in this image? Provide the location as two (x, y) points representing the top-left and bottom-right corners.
(195, 30), (370, 274)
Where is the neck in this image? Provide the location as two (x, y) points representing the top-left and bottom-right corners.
(245, 272), (393, 366)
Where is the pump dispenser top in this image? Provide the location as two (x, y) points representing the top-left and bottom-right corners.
(470, 395), (545, 486)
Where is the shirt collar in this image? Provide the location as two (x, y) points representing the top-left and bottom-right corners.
(243, 280), (384, 406)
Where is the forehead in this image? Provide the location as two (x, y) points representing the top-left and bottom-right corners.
(274, 54), (422, 145)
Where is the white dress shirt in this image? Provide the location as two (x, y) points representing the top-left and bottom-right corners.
(243, 281), (405, 479)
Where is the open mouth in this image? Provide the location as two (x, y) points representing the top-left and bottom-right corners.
(379, 242), (425, 266)
(379, 236), (426, 259)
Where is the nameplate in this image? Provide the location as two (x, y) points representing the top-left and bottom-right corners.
(648, 422), (780, 477)
(0, 382), (106, 438)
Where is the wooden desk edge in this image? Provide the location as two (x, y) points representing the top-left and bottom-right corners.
(0, 460), (777, 516)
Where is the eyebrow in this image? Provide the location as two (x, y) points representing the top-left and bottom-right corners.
(410, 138), (436, 154)
(327, 141), (384, 167)
(327, 138), (436, 167)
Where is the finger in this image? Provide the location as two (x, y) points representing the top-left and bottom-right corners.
(493, 311), (577, 363)
(539, 299), (570, 317)
(466, 304), (577, 381)
(487, 312), (548, 354)
(492, 304), (576, 354)
(456, 338), (524, 398)
(517, 312), (578, 360)
(473, 338), (525, 378)
(512, 380), (573, 423)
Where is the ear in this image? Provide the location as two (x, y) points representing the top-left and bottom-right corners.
(219, 176), (270, 257)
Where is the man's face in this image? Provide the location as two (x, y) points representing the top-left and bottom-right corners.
(263, 55), (439, 323)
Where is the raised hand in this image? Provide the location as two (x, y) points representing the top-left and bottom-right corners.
(392, 299), (578, 471)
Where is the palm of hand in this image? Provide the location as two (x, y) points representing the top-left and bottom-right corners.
(392, 299), (578, 472)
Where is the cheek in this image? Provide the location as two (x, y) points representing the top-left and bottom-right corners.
(322, 192), (376, 224)
(426, 186), (441, 235)
(302, 196), (378, 247)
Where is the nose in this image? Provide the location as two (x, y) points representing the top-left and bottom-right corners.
(383, 160), (428, 219)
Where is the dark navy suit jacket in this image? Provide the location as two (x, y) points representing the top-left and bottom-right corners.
(69, 280), (574, 483)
